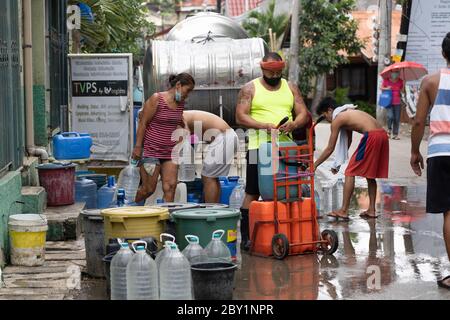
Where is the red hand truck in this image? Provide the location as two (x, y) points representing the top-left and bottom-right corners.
(249, 119), (338, 259)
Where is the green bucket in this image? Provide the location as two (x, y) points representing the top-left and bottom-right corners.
(171, 208), (241, 258)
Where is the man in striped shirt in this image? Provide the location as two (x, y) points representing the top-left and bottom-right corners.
(411, 33), (450, 290)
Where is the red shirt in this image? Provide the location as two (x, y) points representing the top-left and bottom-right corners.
(382, 78), (404, 105)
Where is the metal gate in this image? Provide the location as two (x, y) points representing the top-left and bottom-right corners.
(0, 0), (24, 176)
(48, 0), (68, 132)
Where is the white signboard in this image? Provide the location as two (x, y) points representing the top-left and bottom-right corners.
(405, 0), (450, 85)
(69, 54), (132, 161)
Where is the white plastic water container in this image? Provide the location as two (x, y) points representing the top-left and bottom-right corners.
(322, 182), (334, 214)
(126, 241), (159, 300)
(178, 139), (196, 182)
(229, 179), (245, 210)
(159, 242), (192, 300)
(333, 178), (344, 209)
(204, 229), (232, 262)
(182, 235), (207, 264)
(110, 242), (134, 300)
(155, 234), (176, 296)
(117, 159), (140, 203)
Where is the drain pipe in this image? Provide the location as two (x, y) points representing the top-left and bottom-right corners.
(23, 0), (49, 163)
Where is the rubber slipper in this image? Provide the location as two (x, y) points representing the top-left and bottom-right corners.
(328, 211), (350, 221)
(327, 212), (339, 219)
(437, 275), (450, 290)
(360, 212), (379, 219)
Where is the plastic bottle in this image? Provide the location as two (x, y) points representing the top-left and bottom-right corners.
(155, 233), (176, 270)
(182, 235), (207, 264)
(98, 176), (116, 209)
(229, 178), (245, 210)
(126, 241), (159, 300)
(75, 177), (97, 209)
(110, 242), (134, 300)
(117, 159), (140, 203)
(114, 188), (129, 207)
(322, 182), (333, 213)
(178, 139), (196, 182)
(204, 229), (232, 262)
(159, 242), (192, 300)
(314, 190), (321, 217)
(335, 177), (344, 209)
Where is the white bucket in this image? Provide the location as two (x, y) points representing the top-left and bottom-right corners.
(9, 214), (48, 266)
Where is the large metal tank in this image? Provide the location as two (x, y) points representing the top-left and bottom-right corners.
(166, 12), (249, 41)
(143, 13), (267, 127)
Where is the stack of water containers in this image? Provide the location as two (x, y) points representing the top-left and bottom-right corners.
(109, 229), (235, 300)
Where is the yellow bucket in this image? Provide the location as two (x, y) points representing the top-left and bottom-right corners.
(9, 214), (48, 266)
(101, 206), (169, 245)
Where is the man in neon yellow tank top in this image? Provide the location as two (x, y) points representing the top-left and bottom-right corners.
(235, 52), (310, 251)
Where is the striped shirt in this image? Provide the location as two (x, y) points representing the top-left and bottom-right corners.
(143, 94), (184, 159)
(428, 68), (450, 158)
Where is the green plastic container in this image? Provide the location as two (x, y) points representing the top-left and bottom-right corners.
(171, 209), (241, 258)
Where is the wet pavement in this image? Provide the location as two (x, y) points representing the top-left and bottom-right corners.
(74, 182), (450, 300)
(234, 183), (450, 300)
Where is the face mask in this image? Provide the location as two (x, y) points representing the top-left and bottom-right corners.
(263, 75), (282, 87)
(391, 72), (399, 80)
(175, 90), (182, 102)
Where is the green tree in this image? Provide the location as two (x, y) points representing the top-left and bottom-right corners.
(297, 0), (363, 100)
(69, 0), (155, 60)
(242, 0), (289, 46)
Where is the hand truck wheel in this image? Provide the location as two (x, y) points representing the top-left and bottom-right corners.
(272, 233), (289, 260)
(320, 229), (338, 255)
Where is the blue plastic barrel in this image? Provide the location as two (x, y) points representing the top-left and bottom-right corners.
(258, 141), (300, 201)
(97, 176), (116, 209)
(75, 178), (98, 209)
(219, 176), (239, 205)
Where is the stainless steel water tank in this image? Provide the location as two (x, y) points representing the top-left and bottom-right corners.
(143, 13), (267, 127)
(165, 12), (249, 42)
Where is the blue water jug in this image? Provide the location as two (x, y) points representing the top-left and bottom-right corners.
(97, 176), (116, 209)
(378, 89), (392, 108)
(53, 132), (92, 160)
(75, 177), (97, 209)
(258, 141), (300, 201)
(219, 176), (239, 205)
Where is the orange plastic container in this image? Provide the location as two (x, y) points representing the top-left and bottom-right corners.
(249, 198), (318, 256)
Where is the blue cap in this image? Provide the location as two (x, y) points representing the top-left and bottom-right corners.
(136, 246), (145, 251)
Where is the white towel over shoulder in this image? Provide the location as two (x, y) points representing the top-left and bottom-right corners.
(332, 104), (358, 171)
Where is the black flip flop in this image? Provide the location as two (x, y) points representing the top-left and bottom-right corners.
(328, 212), (350, 221)
(360, 212), (379, 219)
(437, 275), (450, 290)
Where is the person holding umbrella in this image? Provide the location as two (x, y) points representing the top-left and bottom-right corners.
(380, 61), (428, 140)
(381, 69), (404, 140)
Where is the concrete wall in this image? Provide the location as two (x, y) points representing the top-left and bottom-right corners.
(32, 0), (50, 147)
(0, 172), (23, 267)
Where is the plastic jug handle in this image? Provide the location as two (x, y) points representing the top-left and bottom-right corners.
(185, 235), (199, 244)
(131, 240), (147, 251)
(61, 132), (80, 137)
(164, 240), (177, 249)
(212, 229), (225, 240)
(160, 233), (176, 243)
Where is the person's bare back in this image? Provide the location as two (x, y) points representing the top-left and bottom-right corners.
(183, 110), (230, 133)
(334, 109), (382, 134)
